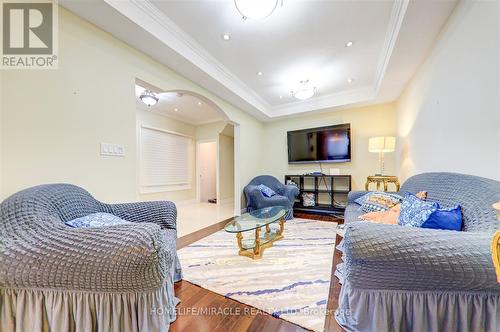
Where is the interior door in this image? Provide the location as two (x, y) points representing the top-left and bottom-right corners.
(199, 141), (217, 203)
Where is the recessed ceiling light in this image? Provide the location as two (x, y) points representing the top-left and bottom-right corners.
(257, 71), (263, 76)
(174, 108), (179, 112)
(345, 41), (354, 47)
(279, 95), (283, 99)
(222, 33), (231, 41)
(347, 78), (354, 84)
(197, 101), (202, 106)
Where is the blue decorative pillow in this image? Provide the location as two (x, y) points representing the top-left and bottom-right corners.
(421, 205), (463, 231)
(65, 212), (130, 228)
(398, 192), (438, 227)
(257, 184), (276, 198)
(355, 192), (403, 212)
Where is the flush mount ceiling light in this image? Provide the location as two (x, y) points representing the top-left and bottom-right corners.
(291, 80), (316, 100)
(222, 33), (231, 41)
(174, 108), (179, 112)
(347, 78), (354, 84)
(197, 101), (202, 106)
(139, 90), (158, 107)
(257, 71), (263, 76)
(345, 41), (354, 47)
(234, 0), (280, 20)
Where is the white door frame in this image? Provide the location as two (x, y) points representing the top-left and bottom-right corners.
(196, 139), (218, 204)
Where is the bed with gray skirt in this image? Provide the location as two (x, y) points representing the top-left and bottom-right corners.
(337, 172), (500, 332)
(0, 184), (181, 332)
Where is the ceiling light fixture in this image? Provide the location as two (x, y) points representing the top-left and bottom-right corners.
(345, 41), (354, 47)
(139, 90), (159, 107)
(292, 80), (316, 100)
(174, 108), (179, 112)
(222, 33), (231, 41)
(347, 78), (354, 84)
(257, 71), (263, 76)
(279, 95), (283, 99)
(234, 0), (279, 20)
(198, 101), (202, 106)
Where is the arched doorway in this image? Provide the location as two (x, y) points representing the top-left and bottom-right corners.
(134, 79), (241, 237)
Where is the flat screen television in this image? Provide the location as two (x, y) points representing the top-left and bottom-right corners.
(287, 124), (351, 163)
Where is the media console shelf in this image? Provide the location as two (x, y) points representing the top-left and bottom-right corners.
(285, 174), (351, 216)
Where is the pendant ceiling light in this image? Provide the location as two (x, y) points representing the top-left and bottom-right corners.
(292, 80), (316, 100)
(234, 0), (279, 20)
(139, 90), (159, 107)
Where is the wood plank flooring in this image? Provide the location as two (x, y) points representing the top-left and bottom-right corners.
(172, 213), (345, 332)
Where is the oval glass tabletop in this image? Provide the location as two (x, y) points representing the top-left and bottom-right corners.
(224, 206), (287, 233)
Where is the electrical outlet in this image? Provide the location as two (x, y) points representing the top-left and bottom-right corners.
(100, 143), (125, 157)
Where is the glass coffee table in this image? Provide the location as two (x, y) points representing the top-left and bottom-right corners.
(224, 206), (286, 259)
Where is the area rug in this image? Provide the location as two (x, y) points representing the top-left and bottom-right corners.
(177, 218), (337, 332)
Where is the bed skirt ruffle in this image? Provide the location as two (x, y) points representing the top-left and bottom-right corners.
(0, 285), (179, 332)
(336, 281), (500, 332)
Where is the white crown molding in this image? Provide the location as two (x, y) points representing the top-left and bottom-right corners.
(105, 0), (272, 116)
(269, 86), (376, 117)
(373, 0), (409, 93)
(104, 0), (408, 119)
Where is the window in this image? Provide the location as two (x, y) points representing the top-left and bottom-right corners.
(140, 125), (192, 193)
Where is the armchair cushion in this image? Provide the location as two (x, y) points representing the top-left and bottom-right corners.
(65, 212), (131, 228)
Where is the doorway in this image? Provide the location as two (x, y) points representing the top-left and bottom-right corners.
(197, 140), (217, 204)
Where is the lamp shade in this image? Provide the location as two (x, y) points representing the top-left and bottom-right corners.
(368, 136), (396, 153)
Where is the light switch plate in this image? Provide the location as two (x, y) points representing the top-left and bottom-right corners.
(100, 143), (125, 157)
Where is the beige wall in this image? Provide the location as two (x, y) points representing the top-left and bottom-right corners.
(397, 1), (500, 182)
(0, 7), (264, 204)
(136, 109), (197, 202)
(195, 122), (227, 141)
(262, 103), (397, 190)
(219, 131), (235, 201)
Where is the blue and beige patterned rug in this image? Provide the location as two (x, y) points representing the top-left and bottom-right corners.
(177, 218), (337, 331)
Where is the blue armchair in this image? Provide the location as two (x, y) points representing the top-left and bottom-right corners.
(244, 175), (299, 220)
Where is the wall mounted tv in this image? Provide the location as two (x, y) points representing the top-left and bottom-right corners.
(287, 124), (351, 164)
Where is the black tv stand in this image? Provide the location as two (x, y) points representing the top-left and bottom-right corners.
(285, 174), (351, 217)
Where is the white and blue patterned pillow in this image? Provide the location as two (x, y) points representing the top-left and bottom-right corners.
(257, 184), (276, 198)
(398, 192), (438, 227)
(65, 212), (131, 228)
(355, 192), (403, 213)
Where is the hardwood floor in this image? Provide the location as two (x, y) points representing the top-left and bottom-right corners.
(173, 213), (345, 332)
(170, 280), (308, 332)
(294, 212), (343, 223)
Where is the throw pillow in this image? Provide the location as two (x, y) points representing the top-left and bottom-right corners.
(65, 212), (131, 228)
(358, 192), (403, 212)
(398, 192), (438, 227)
(359, 191), (428, 224)
(257, 184), (276, 198)
(421, 205), (463, 231)
(359, 209), (399, 224)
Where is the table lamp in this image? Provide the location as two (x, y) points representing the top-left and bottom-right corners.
(368, 136), (395, 175)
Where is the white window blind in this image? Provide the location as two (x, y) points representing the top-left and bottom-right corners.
(140, 126), (192, 193)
